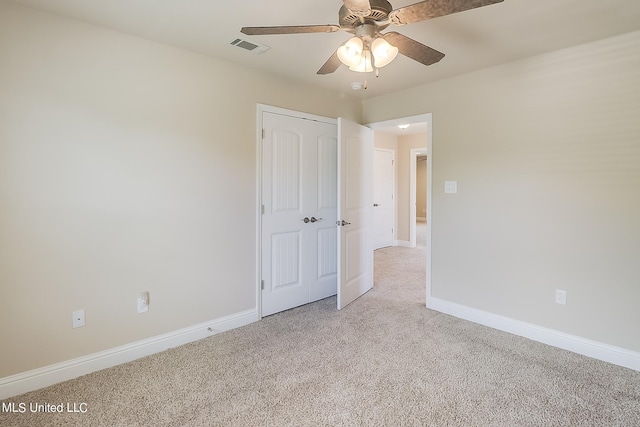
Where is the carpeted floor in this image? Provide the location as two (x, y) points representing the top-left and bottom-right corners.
(2, 231), (639, 426)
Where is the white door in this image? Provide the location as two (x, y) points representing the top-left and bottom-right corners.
(261, 112), (338, 316)
(308, 121), (339, 302)
(337, 118), (374, 310)
(372, 149), (395, 249)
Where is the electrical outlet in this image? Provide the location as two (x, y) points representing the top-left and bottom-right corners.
(444, 181), (458, 194)
(137, 292), (149, 313)
(72, 309), (85, 328)
(555, 290), (567, 305)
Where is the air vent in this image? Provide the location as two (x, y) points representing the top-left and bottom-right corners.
(229, 38), (270, 54)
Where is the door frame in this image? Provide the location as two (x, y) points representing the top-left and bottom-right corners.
(255, 104), (337, 320)
(367, 113), (433, 307)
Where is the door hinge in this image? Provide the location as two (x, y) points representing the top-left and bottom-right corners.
(392, 160), (394, 166)
(262, 129), (265, 139)
(261, 280), (265, 290)
(261, 204), (265, 215)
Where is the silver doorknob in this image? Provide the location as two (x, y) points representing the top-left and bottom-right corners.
(302, 217), (310, 223)
(310, 217), (323, 223)
(340, 220), (351, 226)
(373, 203), (380, 207)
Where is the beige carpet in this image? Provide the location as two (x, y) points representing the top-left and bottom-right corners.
(2, 240), (639, 426)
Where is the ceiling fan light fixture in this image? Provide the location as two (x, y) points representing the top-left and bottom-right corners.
(337, 37), (364, 68)
(371, 37), (398, 68)
(341, 36), (398, 73)
(348, 49), (374, 72)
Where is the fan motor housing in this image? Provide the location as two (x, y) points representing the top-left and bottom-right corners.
(339, 0), (392, 30)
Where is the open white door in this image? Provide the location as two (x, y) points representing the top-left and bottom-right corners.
(372, 148), (395, 250)
(337, 118), (374, 310)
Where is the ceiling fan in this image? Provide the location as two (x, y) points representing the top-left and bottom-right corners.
(241, 0), (504, 76)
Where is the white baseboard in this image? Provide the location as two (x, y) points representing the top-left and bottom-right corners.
(427, 297), (640, 372)
(0, 309), (258, 399)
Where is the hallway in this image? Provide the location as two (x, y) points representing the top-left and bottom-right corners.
(373, 221), (427, 305)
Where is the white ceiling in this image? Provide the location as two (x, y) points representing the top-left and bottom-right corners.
(9, 0), (640, 100)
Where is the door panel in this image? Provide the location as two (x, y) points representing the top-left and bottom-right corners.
(271, 232), (301, 290)
(316, 134), (338, 211)
(337, 118), (373, 310)
(372, 149), (395, 249)
(345, 229), (366, 282)
(310, 226), (338, 301)
(271, 132), (302, 212)
(262, 112), (337, 315)
(262, 113), (309, 316)
(308, 121), (338, 302)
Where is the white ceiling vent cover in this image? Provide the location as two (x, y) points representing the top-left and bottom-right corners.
(229, 38), (270, 54)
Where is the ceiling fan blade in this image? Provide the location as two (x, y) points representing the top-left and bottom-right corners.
(317, 51), (342, 75)
(390, 0), (504, 25)
(343, 0), (372, 14)
(241, 25), (341, 36)
(383, 32), (445, 66)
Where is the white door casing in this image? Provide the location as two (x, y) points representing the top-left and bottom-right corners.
(337, 118), (374, 310)
(261, 111), (338, 316)
(372, 148), (395, 250)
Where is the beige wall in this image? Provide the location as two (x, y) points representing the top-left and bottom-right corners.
(363, 30), (640, 352)
(0, 1), (361, 377)
(373, 131), (398, 151)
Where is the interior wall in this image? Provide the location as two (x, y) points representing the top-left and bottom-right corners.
(363, 30), (640, 353)
(373, 131), (398, 151)
(0, 1), (361, 378)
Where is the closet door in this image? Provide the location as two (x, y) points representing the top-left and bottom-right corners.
(261, 112), (337, 316)
(308, 121), (338, 302)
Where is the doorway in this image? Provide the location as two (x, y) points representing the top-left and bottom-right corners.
(368, 114), (432, 307)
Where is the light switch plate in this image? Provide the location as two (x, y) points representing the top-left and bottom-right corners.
(444, 181), (458, 194)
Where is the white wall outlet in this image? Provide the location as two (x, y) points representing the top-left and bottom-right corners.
(72, 309), (85, 328)
(555, 290), (567, 305)
(137, 292), (149, 313)
(444, 181), (458, 194)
